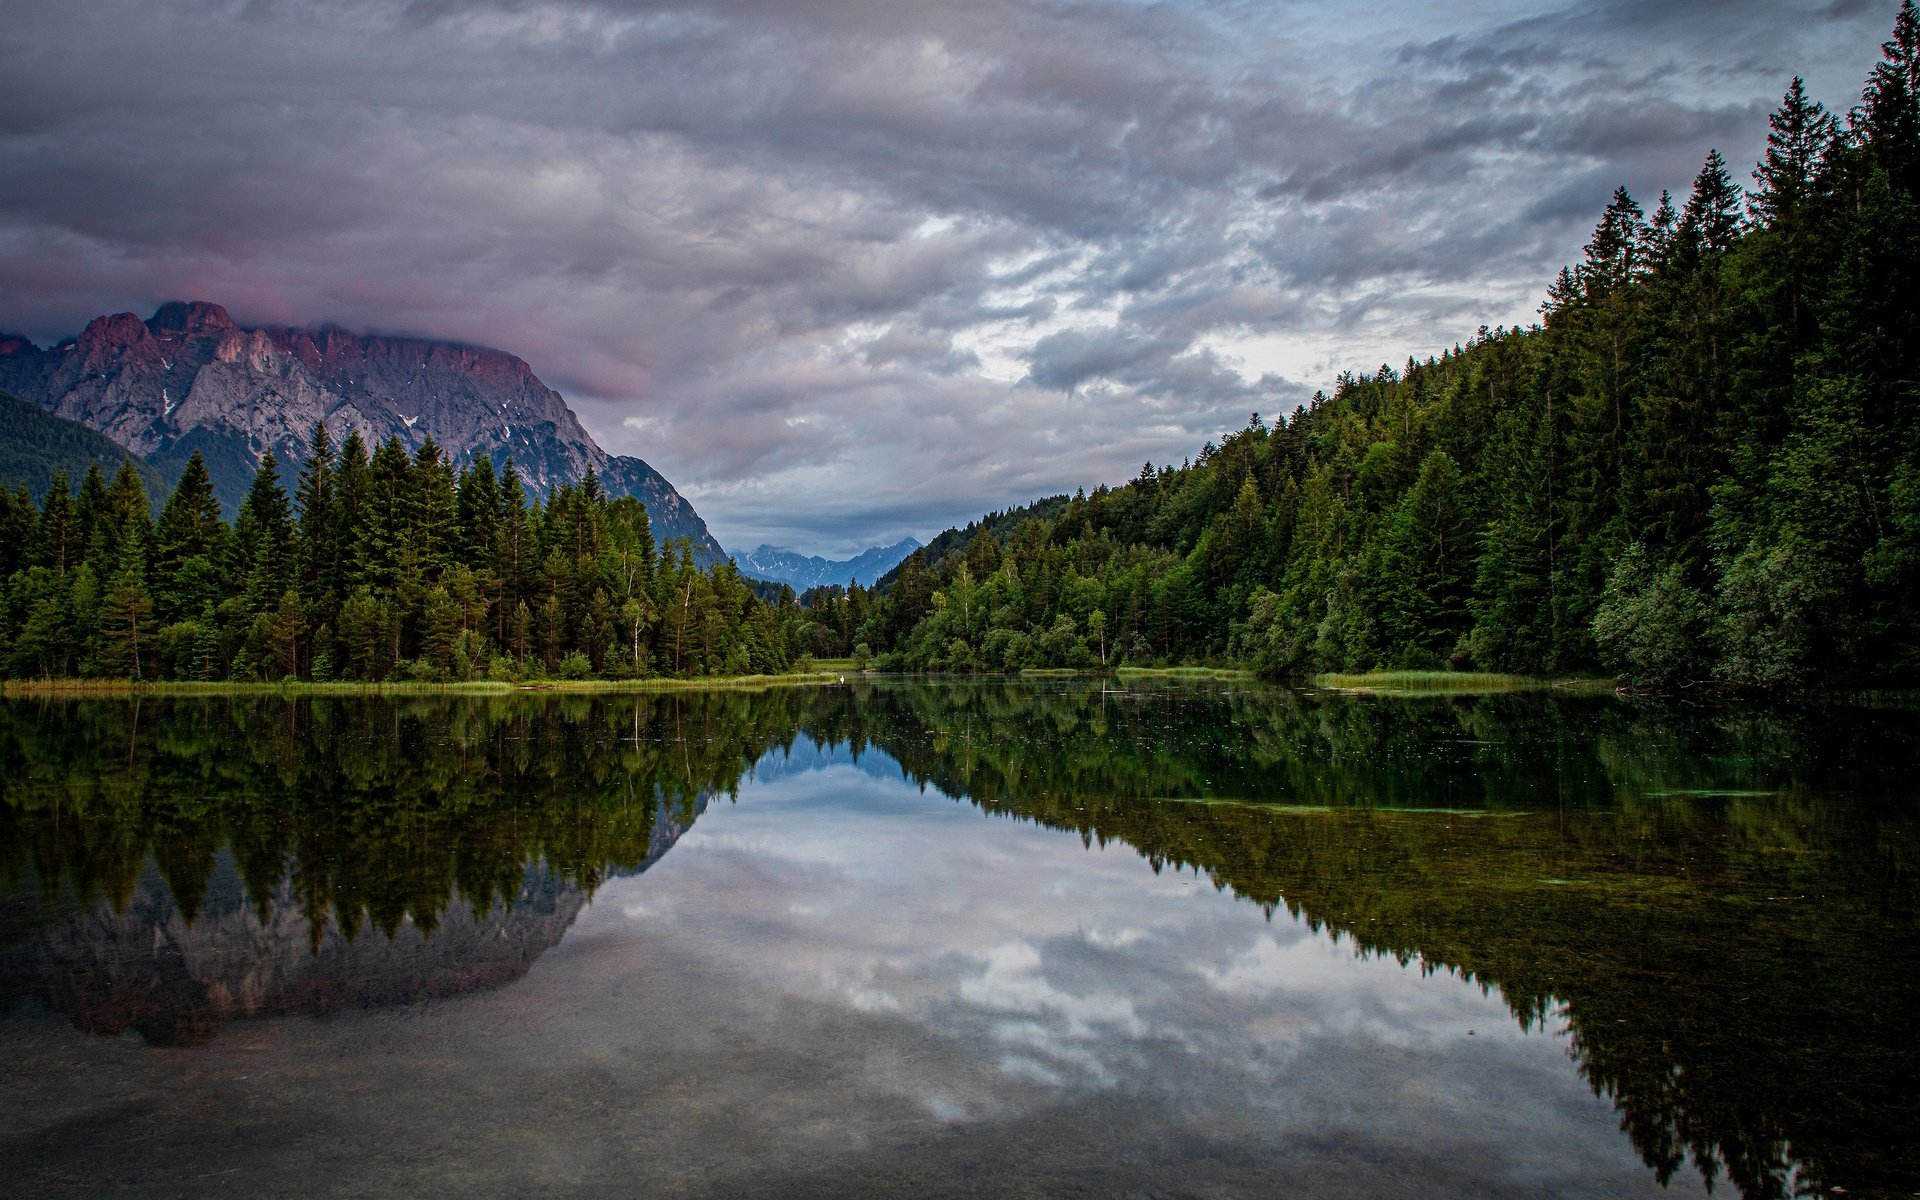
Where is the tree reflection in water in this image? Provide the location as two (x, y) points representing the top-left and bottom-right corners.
(0, 681), (1914, 1198)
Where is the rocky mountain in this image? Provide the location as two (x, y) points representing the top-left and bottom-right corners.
(0, 388), (170, 505)
(738, 536), (922, 592)
(0, 301), (724, 562)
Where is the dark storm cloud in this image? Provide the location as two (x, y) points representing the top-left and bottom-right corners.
(0, 0), (1895, 555)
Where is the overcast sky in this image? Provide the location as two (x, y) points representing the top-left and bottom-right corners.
(0, 1), (1897, 556)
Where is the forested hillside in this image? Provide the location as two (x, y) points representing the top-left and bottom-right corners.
(0, 427), (793, 682)
(0, 390), (170, 509)
(798, 9), (1920, 690)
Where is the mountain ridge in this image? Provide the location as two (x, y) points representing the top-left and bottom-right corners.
(738, 537), (922, 592)
(0, 301), (724, 562)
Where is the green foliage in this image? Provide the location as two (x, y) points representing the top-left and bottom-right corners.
(1592, 545), (1709, 686)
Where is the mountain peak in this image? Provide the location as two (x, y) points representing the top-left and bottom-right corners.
(147, 300), (238, 338)
(77, 311), (153, 349)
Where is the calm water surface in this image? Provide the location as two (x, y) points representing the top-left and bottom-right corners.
(0, 681), (1914, 1198)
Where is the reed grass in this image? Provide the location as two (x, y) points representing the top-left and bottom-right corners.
(1311, 670), (1615, 695)
(1115, 666), (1257, 680)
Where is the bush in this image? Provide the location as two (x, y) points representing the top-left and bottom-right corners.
(556, 650), (593, 680)
(1712, 536), (1845, 691)
(1591, 544), (1708, 687)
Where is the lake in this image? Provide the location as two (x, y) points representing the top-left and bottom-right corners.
(0, 680), (1914, 1198)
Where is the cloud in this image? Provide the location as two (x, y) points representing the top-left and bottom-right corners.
(0, 0), (1898, 554)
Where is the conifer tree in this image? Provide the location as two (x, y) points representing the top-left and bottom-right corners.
(295, 422), (340, 607)
(234, 450), (294, 606)
(31, 471), (77, 571)
(152, 452), (227, 624)
(0, 485), (31, 579)
(95, 541), (155, 680)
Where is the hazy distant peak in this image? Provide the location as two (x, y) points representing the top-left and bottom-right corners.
(739, 536), (922, 591)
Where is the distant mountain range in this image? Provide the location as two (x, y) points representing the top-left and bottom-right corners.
(738, 537), (922, 592)
(0, 301), (725, 562)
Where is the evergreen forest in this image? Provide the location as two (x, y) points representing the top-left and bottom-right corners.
(0, 432), (796, 683)
(3, 6), (1919, 689)
(804, 10), (1920, 690)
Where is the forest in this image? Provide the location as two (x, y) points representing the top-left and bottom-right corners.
(0, 432), (796, 683)
(2, 5), (1917, 688)
(800, 8), (1920, 689)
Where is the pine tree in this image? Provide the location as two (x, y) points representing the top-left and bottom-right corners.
(71, 464), (109, 566)
(356, 436), (411, 592)
(457, 456), (502, 562)
(1861, 0), (1920, 192)
(295, 422), (340, 606)
(1392, 450), (1473, 659)
(234, 451), (295, 609)
(30, 471), (77, 571)
(1753, 78), (1838, 230)
(1578, 186), (1647, 299)
(259, 589), (306, 679)
(152, 451), (227, 623)
(409, 438), (458, 580)
(1679, 150), (1743, 256)
(95, 542), (156, 680)
(89, 460), (152, 575)
(0, 485), (32, 579)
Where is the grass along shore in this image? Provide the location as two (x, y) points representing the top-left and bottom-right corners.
(3, 666), (1617, 700)
(0, 671), (849, 699)
(1310, 670), (1617, 696)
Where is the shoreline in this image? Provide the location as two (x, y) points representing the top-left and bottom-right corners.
(0, 672), (849, 699)
(15, 669), (1897, 705)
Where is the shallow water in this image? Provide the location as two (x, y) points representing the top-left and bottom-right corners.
(1, 681), (1914, 1198)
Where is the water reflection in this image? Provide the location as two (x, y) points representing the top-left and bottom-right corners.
(6, 856), (588, 1045)
(0, 682), (1914, 1198)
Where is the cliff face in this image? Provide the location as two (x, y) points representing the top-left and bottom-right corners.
(0, 301), (724, 561)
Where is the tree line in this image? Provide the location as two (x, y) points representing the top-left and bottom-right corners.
(0, 427), (798, 682)
(796, 7), (1920, 689)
